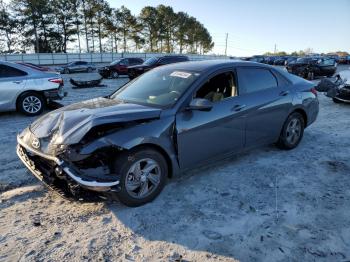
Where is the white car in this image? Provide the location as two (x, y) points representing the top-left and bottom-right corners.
(0, 61), (66, 116)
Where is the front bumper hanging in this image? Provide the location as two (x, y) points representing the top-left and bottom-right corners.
(16, 135), (120, 195)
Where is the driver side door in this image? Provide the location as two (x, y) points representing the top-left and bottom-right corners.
(175, 70), (246, 169)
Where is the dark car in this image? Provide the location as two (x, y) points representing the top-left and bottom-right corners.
(265, 56), (278, 65)
(284, 56), (298, 66)
(127, 55), (189, 79)
(98, 58), (144, 79)
(17, 60), (319, 206)
(248, 56), (266, 63)
(273, 56), (289, 65)
(286, 57), (337, 79)
(56, 61), (96, 74)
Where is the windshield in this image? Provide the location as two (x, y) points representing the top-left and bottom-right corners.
(110, 59), (121, 66)
(111, 67), (200, 107)
(143, 57), (158, 66)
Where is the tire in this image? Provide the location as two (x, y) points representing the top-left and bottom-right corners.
(64, 68), (70, 74)
(17, 92), (45, 116)
(114, 148), (168, 207)
(333, 97), (342, 103)
(277, 112), (305, 150)
(307, 72), (314, 80)
(87, 67), (93, 73)
(111, 71), (119, 78)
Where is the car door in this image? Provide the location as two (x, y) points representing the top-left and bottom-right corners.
(316, 58), (336, 76)
(175, 69), (246, 169)
(0, 64), (27, 111)
(235, 67), (293, 148)
(119, 59), (129, 74)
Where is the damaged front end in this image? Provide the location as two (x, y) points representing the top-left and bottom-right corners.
(16, 97), (163, 200)
(17, 131), (122, 200)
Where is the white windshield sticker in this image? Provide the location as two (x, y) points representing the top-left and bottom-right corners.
(170, 71), (192, 78)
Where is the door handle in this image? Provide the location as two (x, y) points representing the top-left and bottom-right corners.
(279, 90), (289, 96)
(13, 81), (22, 84)
(232, 104), (246, 111)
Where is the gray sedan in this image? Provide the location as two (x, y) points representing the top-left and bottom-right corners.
(56, 61), (96, 74)
(17, 60), (319, 206)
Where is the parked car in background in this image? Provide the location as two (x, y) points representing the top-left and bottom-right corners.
(248, 55), (266, 63)
(338, 56), (350, 64)
(17, 62), (51, 72)
(56, 61), (96, 74)
(0, 61), (66, 116)
(286, 57), (337, 79)
(16, 60), (319, 206)
(273, 56), (288, 65)
(265, 56), (278, 65)
(127, 55), (189, 79)
(98, 58), (144, 78)
(284, 56), (298, 66)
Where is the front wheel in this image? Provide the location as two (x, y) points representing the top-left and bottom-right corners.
(277, 112), (305, 150)
(114, 148), (168, 207)
(111, 71), (119, 78)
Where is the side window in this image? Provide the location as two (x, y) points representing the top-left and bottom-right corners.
(121, 59), (129, 66)
(195, 71), (237, 103)
(237, 68), (278, 95)
(0, 65), (27, 78)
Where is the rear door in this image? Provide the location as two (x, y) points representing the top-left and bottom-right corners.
(0, 65), (27, 111)
(235, 67), (293, 148)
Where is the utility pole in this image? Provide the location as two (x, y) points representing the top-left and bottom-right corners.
(274, 44), (277, 54)
(225, 33), (228, 56)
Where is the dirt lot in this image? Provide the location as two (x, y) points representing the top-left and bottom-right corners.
(1, 66), (350, 261)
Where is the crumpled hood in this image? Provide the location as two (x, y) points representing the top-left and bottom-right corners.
(29, 97), (161, 144)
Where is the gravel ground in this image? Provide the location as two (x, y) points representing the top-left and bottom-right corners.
(0, 66), (350, 262)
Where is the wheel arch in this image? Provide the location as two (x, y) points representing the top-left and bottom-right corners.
(129, 143), (174, 178)
(15, 90), (46, 111)
(290, 108), (308, 126)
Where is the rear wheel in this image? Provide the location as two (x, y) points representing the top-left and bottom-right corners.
(64, 68), (70, 74)
(87, 67), (93, 73)
(114, 148), (168, 207)
(17, 92), (45, 116)
(277, 112), (305, 150)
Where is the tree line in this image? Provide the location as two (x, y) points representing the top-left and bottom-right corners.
(0, 0), (214, 54)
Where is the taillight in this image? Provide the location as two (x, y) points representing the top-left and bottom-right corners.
(49, 78), (63, 84)
(310, 87), (317, 97)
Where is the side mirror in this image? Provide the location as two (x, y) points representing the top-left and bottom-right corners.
(187, 98), (213, 111)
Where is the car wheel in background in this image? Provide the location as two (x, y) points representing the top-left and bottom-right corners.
(114, 148), (168, 207)
(112, 71), (119, 78)
(87, 67), (93, 73)
(64, 68), (70, 74)
(277, 112), (305, 150)
(17, 92), (45, 116)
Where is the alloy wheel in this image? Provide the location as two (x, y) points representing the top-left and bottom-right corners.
(22, 96), (42, 114)
(286, 118), (301, 145)
(125, 158), (161, 199)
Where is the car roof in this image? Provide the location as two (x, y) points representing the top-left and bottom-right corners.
(0, 60), (58, 77)
(157, 59), (275, 73)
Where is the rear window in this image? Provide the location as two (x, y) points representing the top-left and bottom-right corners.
(237, 68), (278, 94)
(0, 65), (27, 78)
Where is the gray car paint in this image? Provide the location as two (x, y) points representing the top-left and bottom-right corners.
(18, 60), (319, 185)
(0, 61), (63, 112)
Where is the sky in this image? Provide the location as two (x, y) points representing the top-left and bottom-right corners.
(107, 0), (350, 56)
